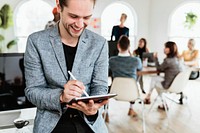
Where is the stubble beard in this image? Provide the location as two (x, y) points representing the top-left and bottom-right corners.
(65, 24), (85, 38)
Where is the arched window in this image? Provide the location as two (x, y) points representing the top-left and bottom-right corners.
(101, 2), (137, 51)
(14, 0), (54, 52)
(169, 2), (200, 52)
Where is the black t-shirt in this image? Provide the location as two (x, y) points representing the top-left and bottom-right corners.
(63, 43), (77, 73)
(52, 43), (93, 133)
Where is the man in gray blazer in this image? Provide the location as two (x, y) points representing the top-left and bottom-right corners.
(24, 0), (108, 132)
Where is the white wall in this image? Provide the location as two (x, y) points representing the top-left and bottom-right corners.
(0, 0), (194, 59)
(148, 0), (186, 60)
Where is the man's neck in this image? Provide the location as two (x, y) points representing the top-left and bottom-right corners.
(59, 22), (78, 47)
(118, 51), (130, 56)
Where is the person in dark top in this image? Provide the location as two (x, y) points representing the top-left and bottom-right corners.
(109, 35), (142, 117)
(133, 38), (149, 61)
(133, 38), (149, 93)
(111, 13), (129, 41)
(24, 0), (109, 133)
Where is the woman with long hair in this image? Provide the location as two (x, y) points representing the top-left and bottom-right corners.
(144, 41), (182, 109)
(133, 38), (149, 60)
(133, 38), (149, 93)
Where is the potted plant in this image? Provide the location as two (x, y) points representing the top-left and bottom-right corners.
(184, 12), (198, 29)
(0, 4), (17, 53)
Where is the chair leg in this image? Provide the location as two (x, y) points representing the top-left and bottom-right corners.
(161, 94), (170, 125)
(179, 92), (184, 104)
(148, 95), (159, 113)
(184, 97), (192, 117)
(141, 99), (146, 133)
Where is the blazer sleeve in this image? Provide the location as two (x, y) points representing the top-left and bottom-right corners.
(24, 34), (63, 114)
(155, 58), (169, 72)
(89, 39), (108, 96)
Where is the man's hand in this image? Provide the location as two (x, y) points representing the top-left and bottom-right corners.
(67, 100), (108, 116)
(60, 80), (85, 103)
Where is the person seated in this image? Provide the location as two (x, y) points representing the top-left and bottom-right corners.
(111, 13), (129, 41)
(133, 38), (149, 61)
(133, 38), (150, 93)
(109, 35), (142, 116)
(178, 39), (199, 103)
(144, 41), (182, 110)
(180, 38), (199, 67)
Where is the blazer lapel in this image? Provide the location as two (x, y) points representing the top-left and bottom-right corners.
(71, 30), (88, 78)
(49, 25), (68, 80)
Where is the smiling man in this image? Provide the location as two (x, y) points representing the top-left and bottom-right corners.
(24, 0), (109, 133)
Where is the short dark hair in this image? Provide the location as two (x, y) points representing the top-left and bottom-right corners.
(59, 0), (96, 11)
(118, 35), (130, 51)
(165, 41), (178, 58)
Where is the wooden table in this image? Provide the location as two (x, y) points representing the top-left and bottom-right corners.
(108, 67), (159, 85)
(136, 67), (159, 94)
(137, 67), (159, 76)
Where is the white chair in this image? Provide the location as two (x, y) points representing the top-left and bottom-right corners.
(149, 69), (192, 122)
(105, 77), (146, 133)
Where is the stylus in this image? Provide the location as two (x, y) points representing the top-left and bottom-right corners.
(68, 71), (89, 97)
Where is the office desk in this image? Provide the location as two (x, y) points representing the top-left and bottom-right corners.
(137, 67), (158, 76)
(0, 125), (33, 133)
(0, 108), (36, 133)
(193, 67), (200, 71)
(137, 67), (159, 83)
(108, 67), (159, 86)
(137, 66), (200, 76)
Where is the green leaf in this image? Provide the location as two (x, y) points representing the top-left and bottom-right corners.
(0, 34), (4, 41)
(0, 4), (13, 29)
(7, 39), (17, 49)
(0, 12), (2, 26)
(184, 12), (198, 29)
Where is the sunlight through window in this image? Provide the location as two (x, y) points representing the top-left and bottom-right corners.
(14, 0), (53, 52)
(101, 2), (137, 51)
(169, 2), (200, 52)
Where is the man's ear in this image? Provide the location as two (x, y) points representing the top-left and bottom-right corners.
(128, 45), (130, 51)
(117, 43), (121, 52)
(56, 0), (61, 13)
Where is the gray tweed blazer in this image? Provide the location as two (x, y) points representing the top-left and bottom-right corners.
(24, 25), (108, 133)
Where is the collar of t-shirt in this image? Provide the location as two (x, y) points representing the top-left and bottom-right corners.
(118, 52), (130, 57)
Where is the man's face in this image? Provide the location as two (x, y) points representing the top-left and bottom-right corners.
(59, 0), (93, 38)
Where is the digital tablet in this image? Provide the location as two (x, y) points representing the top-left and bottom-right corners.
(67, 93), (117, 105)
